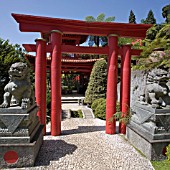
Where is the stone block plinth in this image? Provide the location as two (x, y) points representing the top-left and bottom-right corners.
(126, 103), (170, 160)
(126, 124), (170, 160)
(0, 104), (43, 168)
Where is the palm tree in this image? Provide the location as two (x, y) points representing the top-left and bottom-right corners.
(85, 13), (115, 47)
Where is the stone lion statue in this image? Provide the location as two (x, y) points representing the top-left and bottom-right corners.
(0, 62), (33, 109)
(140, 68), (170, 108)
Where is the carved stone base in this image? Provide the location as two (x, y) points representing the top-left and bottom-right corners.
(127, 103), (170, 160)
(126, 125), (169, 160)
(132, 102), (170, 140)
(0, 125), (43, 168)
(0, 104), (43, 168)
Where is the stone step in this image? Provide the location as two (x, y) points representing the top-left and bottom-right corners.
(82, 108), (94, 119)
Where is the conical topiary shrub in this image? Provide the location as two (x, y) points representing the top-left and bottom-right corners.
(84, 59), (107, 105)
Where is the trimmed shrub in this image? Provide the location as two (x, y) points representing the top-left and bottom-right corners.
(91, 98), (105, 112)
(84, 59), (107, 105)
(95, 100), (106, 120)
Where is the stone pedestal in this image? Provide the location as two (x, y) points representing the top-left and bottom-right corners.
(0, 104), (43, 168)
(126, 102), (170, 160)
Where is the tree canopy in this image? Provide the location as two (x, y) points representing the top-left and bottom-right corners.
(162, 4), (170, 23)
(133, 24), (170, 70)
(129, 10), (136, 24)
(141, 10), (156, 24)
(0, 38), (25, 80)
(0, 38), (26, 103)
(85, 13), (115, 47)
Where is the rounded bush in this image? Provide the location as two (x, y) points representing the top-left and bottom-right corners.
(91, 98), (105, 112)
(95, 101), (106, 120)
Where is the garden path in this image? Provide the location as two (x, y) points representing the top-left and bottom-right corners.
(15, 118), (154, 170)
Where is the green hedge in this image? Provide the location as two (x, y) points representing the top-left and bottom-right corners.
(91, 98), (106, 112)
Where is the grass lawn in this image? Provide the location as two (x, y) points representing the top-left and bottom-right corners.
(152, 160), (170, 170)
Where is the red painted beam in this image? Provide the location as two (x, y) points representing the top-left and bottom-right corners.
(62, 68), (91, 73)
(23, 44), (109, 55)
(62, 45), (109, 55)
(19, 22), (149, 38)
(12, 13), (152, 38)
(23, 44), (142, 56)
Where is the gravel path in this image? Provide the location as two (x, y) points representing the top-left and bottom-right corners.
(11, 118), (154, 170)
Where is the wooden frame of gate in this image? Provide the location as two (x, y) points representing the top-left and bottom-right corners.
(12, 13), (152, 136)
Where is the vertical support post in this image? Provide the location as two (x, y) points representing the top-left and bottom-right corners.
(35, 38), (47, 134)
(106, 34), (118, 134)
(120, 44), (131, 134)
(51, 30), (62, 136)
(119, 47), (124, 133)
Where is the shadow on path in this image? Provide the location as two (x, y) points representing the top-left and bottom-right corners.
(35, 140), (77, 166)
(61, 125), (105, 135)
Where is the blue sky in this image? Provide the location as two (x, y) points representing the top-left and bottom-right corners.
(0, 0), (169, 46)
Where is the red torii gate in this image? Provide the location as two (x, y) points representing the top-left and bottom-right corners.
(12, 13), (152, 136)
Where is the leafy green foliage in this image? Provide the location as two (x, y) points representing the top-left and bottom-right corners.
(111, 104), (132, 125)
(145, 24), (164, 41)
(133, 24), (170, 70)
(95, 100), (106, 120)
(162, 4), (170, 23)
(84, 59), (107, 105)
(0, 38), (25, 79)
(91, 98), (105, 112)
(0, 38), (26, 103)
(71, 110), (83, 118)
(85, 13), (115, 22)
(85, 16), (96, 22)
(151, 143), (170, 169)
(141, 10), (156, 24)
(85, 13), (115, 47)
(152, 160), (170, 170)
(156, 24), (170, 39)
(166, 144), (170, 161)
(129, 10), (136, 24)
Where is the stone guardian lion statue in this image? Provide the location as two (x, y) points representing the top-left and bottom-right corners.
(140, 68), (170, 108)
(0, 62), (33, 109)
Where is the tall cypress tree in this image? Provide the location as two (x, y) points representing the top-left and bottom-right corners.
(84, 59), (107, 105)
(145, 10), (156, 24)
(129, 10), (136, 24)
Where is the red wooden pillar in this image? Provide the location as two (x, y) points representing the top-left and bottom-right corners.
(106, 34), (118, 134)
(119, 46), (124, 133)
(120, 44), (131, 134)
(50, 30), (62, 136)
(35, 38), (47, 134)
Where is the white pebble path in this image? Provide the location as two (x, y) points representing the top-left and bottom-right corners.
(10, 118), (154, 170)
